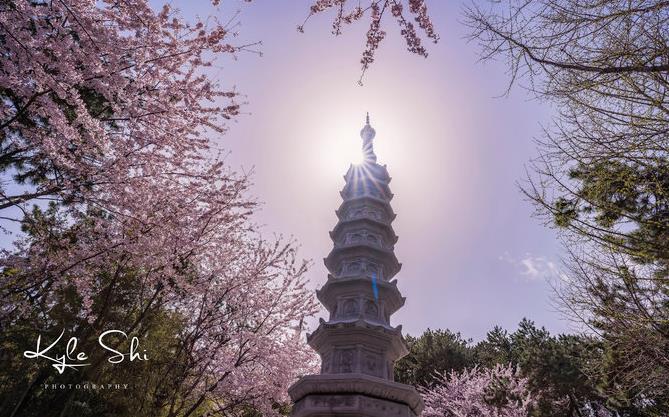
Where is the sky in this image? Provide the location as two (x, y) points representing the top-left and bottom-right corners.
(159, 0), (577, 341)
(3, 0), (574, 341)
(169, 0), (576, 341)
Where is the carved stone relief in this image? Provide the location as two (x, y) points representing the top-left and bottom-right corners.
(309, 395), (356, 408)
(339, 259), (383, 280)
(342, 299), (358, 318)
(360, 396), (405, 416)
(343, 230), (383, 247)
(364, 300), (378, 319)
(362, 351), (384, 378)
(336, 348), (356, 373)
(320, 352), (332, 374)
(347, 206), (384, 222)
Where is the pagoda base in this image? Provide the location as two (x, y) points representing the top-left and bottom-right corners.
(289, 373), (423, 417)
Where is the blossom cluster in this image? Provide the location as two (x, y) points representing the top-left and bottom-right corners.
(421, 364), (535, 417)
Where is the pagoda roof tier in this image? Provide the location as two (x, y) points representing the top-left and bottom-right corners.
(288, 373), (424, 417)
(341, 177), (392, 198)
(324, 245), (401, 280)
(340, 187), (394, 202)
(330, 218), (398, 246)
(316, 275), (406, 316)
(307, 318), (408, 360)
(343, 162), (391, 183)
(335, 197), (397, 223)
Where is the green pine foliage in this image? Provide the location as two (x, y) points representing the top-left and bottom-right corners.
(396, 319), (668, 417)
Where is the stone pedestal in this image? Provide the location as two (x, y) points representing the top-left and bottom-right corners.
(289, 116), (422, 417)
(290, 374), (422, 417)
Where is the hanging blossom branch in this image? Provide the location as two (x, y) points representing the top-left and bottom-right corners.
(299, 0), (439, 83)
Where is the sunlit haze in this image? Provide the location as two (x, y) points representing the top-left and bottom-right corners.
(155, 0), (566, 340)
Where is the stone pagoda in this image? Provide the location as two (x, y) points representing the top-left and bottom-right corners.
(289, 115), (423, 417)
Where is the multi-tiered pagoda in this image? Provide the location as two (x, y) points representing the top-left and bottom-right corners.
(289, 115), (423, 417)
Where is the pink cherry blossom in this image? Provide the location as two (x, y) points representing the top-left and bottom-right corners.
(0, 1), (318, 415)
(421, 364), (535, 417)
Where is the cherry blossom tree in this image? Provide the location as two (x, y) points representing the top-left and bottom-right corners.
(0, 1), (318, 416)
(421, 364), (535, 417)
(0, 0), (248, 219)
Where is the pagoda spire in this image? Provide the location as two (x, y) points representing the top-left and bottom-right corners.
(288, 116), (422, 417)
(360, 112), (377, 163)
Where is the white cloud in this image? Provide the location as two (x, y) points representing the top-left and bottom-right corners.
(498, 252), (567, 282)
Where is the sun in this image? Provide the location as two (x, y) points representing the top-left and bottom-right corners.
(347, 143), (365, 165)
(309, 123), (366, 181)
(326, 125), (365, 166)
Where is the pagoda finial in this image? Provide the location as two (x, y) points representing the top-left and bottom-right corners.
(360, 112), (377, 162)
(360, 113), (376, 142)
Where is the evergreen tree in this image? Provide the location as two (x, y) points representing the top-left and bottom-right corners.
(395, 329), (474, 386)
(464, 1), (669, 407)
